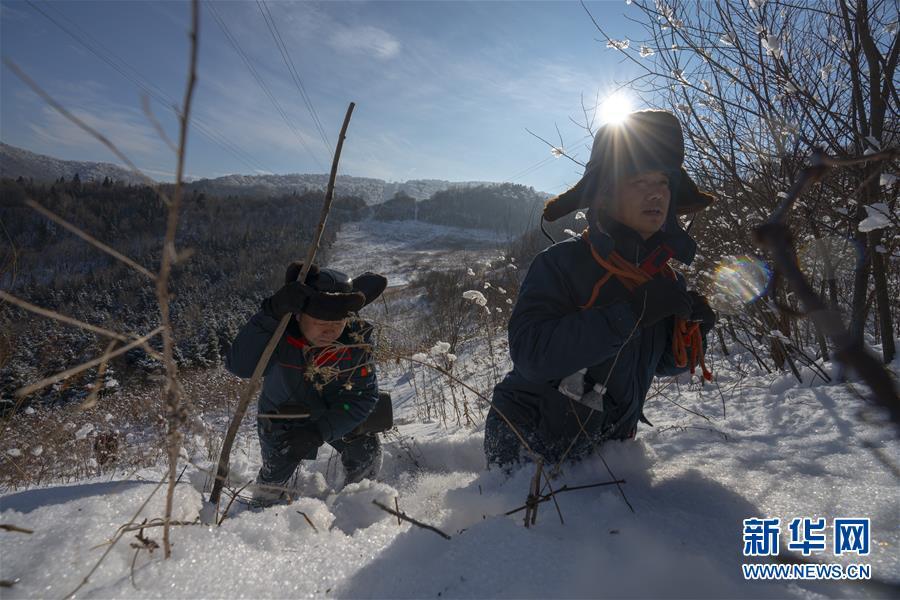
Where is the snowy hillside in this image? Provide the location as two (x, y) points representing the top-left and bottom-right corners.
(2, 338), (898, 598)
(0, 143), (148, 185)
(188, 173), (495, 205)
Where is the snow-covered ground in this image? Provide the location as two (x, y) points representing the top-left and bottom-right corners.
(2, 219), (898, 598)
(2, 343), (898, 598)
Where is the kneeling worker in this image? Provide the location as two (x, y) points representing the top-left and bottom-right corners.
(226, 262), (390, 505)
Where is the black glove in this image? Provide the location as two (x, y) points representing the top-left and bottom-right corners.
(264, 281), (314, 318)
(284, 261), (315, 284)
(687, 291), (717, 336)
(284, 426), (323, 462)
(628, 278), (691, 327)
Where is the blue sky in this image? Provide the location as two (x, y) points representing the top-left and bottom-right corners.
(1, 1), (652, 194)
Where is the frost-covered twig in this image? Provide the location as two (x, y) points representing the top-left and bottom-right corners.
(394, 352), (540, 460)
(0, 524), (33, 534)
(371, 499), (451, 540)
(524, 127), (585, 168)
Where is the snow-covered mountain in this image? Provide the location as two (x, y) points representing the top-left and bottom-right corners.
(0, 143), (148, 185)
(188, 173), (495, 205)
(0, 142), (500, 204)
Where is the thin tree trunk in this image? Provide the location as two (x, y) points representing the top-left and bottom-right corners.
(815, 281), (830, 360)
(849, 222), (871, 342)
(870, 225), (896, 364)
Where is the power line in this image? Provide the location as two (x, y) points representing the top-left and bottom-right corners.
(256, 0), (332, 154)
(25, 0), (272, 176)
(505, 155), (556, 182)
(206, 0), (327, 171)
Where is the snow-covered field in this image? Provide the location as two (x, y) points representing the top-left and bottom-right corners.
(2, 220), (898, 598)
(325, 219), (511, 287)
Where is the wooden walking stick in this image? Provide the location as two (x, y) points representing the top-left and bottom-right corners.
(209, 102), (356, 507)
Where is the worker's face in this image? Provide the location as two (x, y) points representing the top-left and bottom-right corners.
(298, 314), (347, 346)
(603, 171), (671, 239)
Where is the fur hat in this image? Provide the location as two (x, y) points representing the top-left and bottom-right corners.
(285, 262), (387, 321)
(543, 110), (714, 222)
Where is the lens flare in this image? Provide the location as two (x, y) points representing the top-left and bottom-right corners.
(709, 255), (772, 313)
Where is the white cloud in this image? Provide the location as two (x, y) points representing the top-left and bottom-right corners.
(28, 103), (169, 161)
(329, 25), (400, 59)
(197, 75), (332, 171)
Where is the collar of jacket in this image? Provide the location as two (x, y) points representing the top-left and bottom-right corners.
(585, 208), (697, 267)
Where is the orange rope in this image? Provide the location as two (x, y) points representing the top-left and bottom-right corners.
(579, 231), (712, 381)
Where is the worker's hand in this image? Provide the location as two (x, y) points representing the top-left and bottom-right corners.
(628, 278), (691, 327)
(285, 426), (323, 462)
(687, 291), (717, 335)
(264, 281), (315, 319)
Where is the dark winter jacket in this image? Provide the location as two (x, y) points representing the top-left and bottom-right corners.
(225, 309), (378, 443)
(492, 212), (701, 446)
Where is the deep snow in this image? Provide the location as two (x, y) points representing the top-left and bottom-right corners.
(2, 345), (898, 598)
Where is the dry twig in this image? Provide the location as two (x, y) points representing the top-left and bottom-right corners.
(157, 0), (200, 559)
(371, 499), (451, 540)
(217, 480), (253, 527)
(296, 511), (319, 533)
(504, 479), (627, 516)
(64, 470), (172, 600)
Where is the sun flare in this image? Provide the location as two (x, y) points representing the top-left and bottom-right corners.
(599, 93), (633, 125)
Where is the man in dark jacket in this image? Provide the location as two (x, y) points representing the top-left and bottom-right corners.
(226, 262), (389, 505)
(485, 109), (717, 469)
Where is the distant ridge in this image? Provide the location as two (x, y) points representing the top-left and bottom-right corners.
(0, 142), (148, 185)
(0, 142), (550, 203)
(187, 173), (496, 205)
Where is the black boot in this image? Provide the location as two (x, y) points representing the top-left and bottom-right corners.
(332, 434), (383, 486)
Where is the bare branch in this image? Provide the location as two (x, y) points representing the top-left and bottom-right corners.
(159, 0), (200, 560)
(141, 94), (178, 155)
